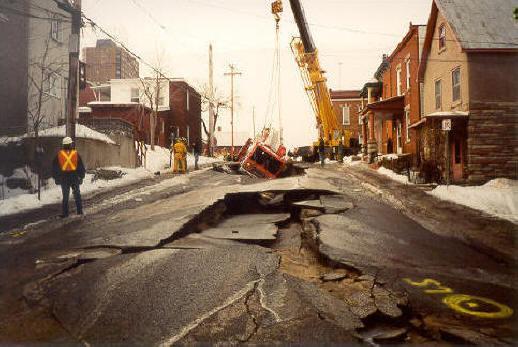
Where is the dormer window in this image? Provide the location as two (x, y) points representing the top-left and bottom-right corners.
(439, 24), (446, 50)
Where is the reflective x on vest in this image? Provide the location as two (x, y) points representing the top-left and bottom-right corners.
(58, 150), (78, 172)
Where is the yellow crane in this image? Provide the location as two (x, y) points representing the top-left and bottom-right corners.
(271, 0), (350, 151)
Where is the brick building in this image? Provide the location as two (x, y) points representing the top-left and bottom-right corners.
(80, 78), (201, 148)
(360, 24), (426, 163)
(82, 40), (139, 84)
(330, 90), (363, 148)
(417, 0), (518, 183)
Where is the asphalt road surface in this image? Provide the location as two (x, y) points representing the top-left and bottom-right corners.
(0, 165), (516, 345)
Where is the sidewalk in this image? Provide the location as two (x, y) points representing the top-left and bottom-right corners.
(341, 163), (518, 264)
(0, 161), (218, 234)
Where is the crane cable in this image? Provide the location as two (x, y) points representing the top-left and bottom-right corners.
(275, 17), (283, 146)
(262, 11), (283, 145)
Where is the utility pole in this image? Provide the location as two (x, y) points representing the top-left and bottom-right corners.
(208, 44), (215, 157)
(224, 64), (241, 156)
(59, 0), (82, 141)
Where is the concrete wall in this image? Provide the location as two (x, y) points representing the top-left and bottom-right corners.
(22, 135), (137, 179)
(423, 11), (470, 116)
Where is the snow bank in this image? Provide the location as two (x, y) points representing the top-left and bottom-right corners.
(0, 144), (219, 217)
(428, 179), (518, 223)
(0, 167), (150, 217)
(142, 145), (218, 172)
(0, 136), (22, 147)
(343, 156), (362, 166)
(377, 167), (410, 184)
(33, 124), (116, 144)
(379, 154), (399, 160)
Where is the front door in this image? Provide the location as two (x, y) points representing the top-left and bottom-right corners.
(451, 138), (463, 181)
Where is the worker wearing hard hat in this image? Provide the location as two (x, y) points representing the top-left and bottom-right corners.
(173, 138), (187, 173)
(52, 137), (86, 217)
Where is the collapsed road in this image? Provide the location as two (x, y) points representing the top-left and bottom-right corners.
(0, 165), (516, 345)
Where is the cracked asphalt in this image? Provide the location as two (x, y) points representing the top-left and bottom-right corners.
(0, 165), (516, 345)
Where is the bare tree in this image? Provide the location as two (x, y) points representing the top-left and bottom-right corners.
(27, 38), (67, 138)
(27, 37), (67, 200)
(138, 52), (168, 151)
(199, 84), (228, 141)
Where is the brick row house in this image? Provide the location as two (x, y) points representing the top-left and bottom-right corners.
(360, 24), (427, 165)
(359, 0), (518, 183)
(80, 78), (202, 148)
(330, 90), (363, 150)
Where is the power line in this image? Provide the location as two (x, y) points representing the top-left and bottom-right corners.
(81, 12), (204, 102)
(183, 0), (518, 47)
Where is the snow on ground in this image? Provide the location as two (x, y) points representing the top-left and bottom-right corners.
(34, 124), (116, 144)
(428, 179), (518, 223)
(343, 156), (363, 166)
(0, 167), (151, 217)
(142, 145), (218, 172)
(0, 136), (22, 147)
(377, 167), (410, 184)
(0, 144), (219, 217)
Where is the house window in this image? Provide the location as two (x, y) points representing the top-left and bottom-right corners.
(435, 79), (442, 110)
(438, 24), (446, 50)
(452, 67), (461, 102)
(130, 88), (140, 103)
(51, 14), (62, 42)
(44, 73), (60, 98)
(405, 59), (411, 90)
(396, 67), (402, 96)
(405, 109), (411, 143)
(342, 105), (350, 125)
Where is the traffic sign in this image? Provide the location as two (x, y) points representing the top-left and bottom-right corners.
(442, 119), (451, 131)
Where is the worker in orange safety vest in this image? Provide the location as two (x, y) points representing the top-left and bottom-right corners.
(52, 137), (86, 217)
(173, 138), (187, 173)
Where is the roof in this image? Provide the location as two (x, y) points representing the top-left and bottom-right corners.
(330, 90), (361, 99)
(360, 95), (405, 115)
(387, 24), (427, 62)
(435, 0), (518, 50)
(426, 111), (469, 118)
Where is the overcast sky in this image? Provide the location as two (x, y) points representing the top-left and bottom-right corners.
(81, 0), (432, 148)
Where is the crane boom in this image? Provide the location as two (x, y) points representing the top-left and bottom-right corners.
(288, 0), (315, 53)
(273, 0), (345, 147)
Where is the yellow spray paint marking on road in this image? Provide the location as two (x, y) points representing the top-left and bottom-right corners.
(443, 295), (514, 319)
(403, 278), (454, 294)
(403, 278), (514, 319)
